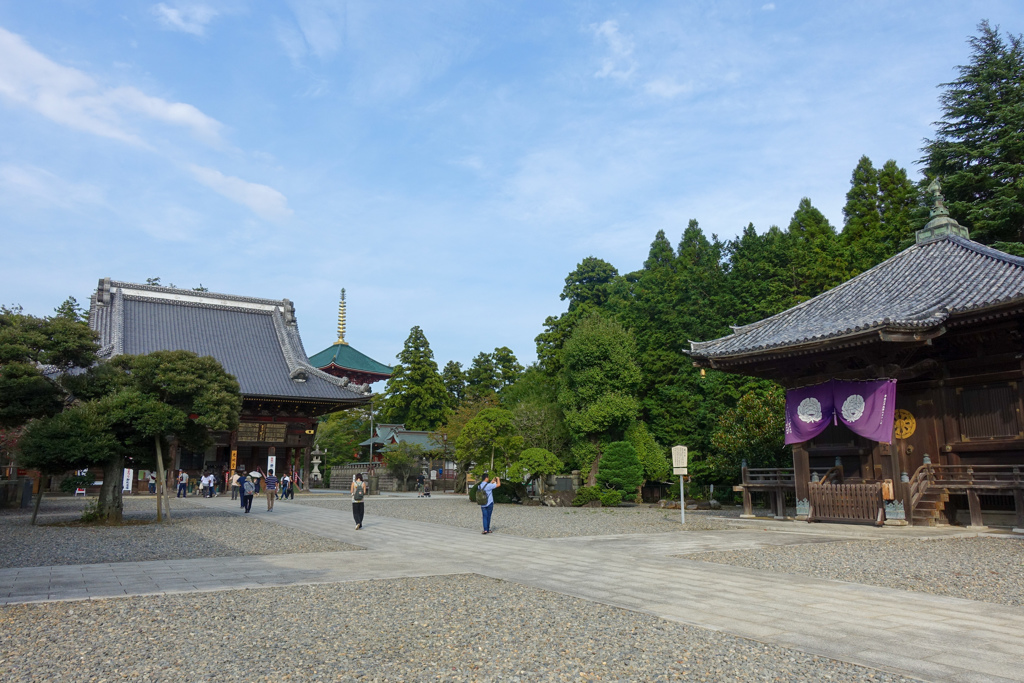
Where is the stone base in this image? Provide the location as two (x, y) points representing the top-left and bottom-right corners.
(795, 514), (807, 521)
(1013, 528), (1024, 535)
(883, 519), (908, 526)
(739, 514), (756, 519)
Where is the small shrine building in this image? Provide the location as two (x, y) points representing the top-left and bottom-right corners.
(89, 279), (372, 489)
(690, 185), (1024, 528)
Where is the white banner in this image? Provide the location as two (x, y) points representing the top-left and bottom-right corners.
(267, 455), (277, 473)
(122, 468), (134, 491)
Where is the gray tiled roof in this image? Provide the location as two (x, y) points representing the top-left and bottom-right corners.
(690, 235), (1024, 360)
(89, 279), (371, 403)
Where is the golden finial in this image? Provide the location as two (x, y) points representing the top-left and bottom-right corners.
(336, 288), (348, 345)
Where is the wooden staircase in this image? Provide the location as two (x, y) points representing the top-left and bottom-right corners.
(911, 487), (949, 526)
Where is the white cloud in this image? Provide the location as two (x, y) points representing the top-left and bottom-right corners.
(591, 20), (636, 81)
(0, 26), (223, 146)
(152, 3), (219, 36)
(284, 0), (347, 60)
(0, 165), (105, 209)
(188, 164), (292, 221)
(762, 3), (776, 10)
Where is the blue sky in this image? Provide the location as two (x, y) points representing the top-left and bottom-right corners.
(1, 1), (1022, 380)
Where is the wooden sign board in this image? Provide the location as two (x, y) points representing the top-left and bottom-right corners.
(230, 450), (237, 471)
(672, 445), (688, 476)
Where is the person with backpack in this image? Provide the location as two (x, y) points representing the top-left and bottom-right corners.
(477, 474), (500, 534)
(241, 475), (256, 514)
(351, 473), (366, 530)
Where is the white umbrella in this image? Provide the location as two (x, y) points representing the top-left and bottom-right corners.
(249, 472), (262, 478)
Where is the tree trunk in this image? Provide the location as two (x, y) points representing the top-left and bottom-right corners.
(454, 467), (467, 494)
(586, 438), (603, 487)
(154, 436), (167, 523)
(30, 489), (43, 526)
(98, 456), (124, 524)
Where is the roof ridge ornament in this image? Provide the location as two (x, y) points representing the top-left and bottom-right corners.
(916, 177), (970, 244)
(336, 288), (348, 345)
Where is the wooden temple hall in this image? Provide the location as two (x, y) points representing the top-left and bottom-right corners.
(690, 183), (1024, 528)
(89, 279), (374, 486)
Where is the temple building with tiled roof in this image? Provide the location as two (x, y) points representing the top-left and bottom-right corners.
(308, 289), (393, 386)
(89, 278), (371, 487)
(690, 181), (1024, 529)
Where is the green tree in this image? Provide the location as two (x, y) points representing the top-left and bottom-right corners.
(706, 386), (788, 485)
(922, 21), (1024, 244)
(466, 351), (500, 396)
(99, 351), (242, 523)
(0, 306), (99, 428)
(842, 156), (919, 272)
(625, 421), (670, 484)
(506, 447), (561, 499)
(491, 346), (524, 388)
(557, 313), (641, 485)
(317, 406), (371, 471)
(381, 441), (424, 491)
(535, 257), (621, 375)
(380, 326), (450, 430)
(434, 394), (499, 492)
(786, 197), (848, 299)
(455, 407), (523, 477)
(596, 440), (643, 493)
(441, 360), (466, 406)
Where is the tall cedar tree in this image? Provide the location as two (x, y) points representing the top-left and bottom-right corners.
(922, 21), (1024, 244)
(380, 326), (450, 431)
(440, 360), (466, 407)
(842, 156), (919, 272)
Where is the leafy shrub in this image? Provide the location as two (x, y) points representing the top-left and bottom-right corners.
(597, 441), (643, 492)
(599, 489), (622, 507)
(80, 499), (102, 523)
(571, 485), (603, 506)
(620, 492), (636, 503)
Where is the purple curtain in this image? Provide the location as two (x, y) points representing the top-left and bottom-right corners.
(785, 379), (897, 445)
(784, 381), (835, 445)
(834, 379), (897, 443)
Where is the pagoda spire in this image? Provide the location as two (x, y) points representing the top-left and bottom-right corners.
(336, 288), (348, 345)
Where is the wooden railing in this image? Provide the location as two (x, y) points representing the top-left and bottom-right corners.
(908, 463), (1024, 527)
(808, 481), (884, 525)
(741, 467), (795, 487)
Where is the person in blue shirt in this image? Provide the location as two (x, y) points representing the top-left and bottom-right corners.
(478, 474), (500, 534)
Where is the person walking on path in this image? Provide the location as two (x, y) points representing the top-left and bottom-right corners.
(478, 474), (500, 534)
(148, 471), (156, 494)
(280, 474), (292, 500)
(351, 474), (366, 530)
(176, 470), (188, 498)
(230, 471), (241, 500)
(241, 476), (255, 513)
(264, 469), (278, 511)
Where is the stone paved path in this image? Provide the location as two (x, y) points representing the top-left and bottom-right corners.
(2, 497), (1022, 682)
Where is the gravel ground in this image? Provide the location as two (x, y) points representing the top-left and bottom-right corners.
(295, 495), (745, 538)
(0, 574), (912, 683)
(693, 535), (1024, 607)
(0, 496), (359, 569)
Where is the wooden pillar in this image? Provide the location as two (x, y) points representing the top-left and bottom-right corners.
(1013, 488), (1024, 530)
(793, 443), (810, 519)
(967, 489), (984, 527)
(774, 487), (786, 520)
(302, 446), (310, 491)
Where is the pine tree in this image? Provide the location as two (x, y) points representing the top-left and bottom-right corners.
(921, 20), (1024, 244)
(786, 197), (848, 299)
(380, 326), (450, 431)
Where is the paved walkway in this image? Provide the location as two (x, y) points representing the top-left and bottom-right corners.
(2, 498), (1023, 683)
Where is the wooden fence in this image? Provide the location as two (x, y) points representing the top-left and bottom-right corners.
(808, 481), (884, 525)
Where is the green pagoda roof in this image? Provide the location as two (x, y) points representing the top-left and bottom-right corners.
(308, 342), (393, 377)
